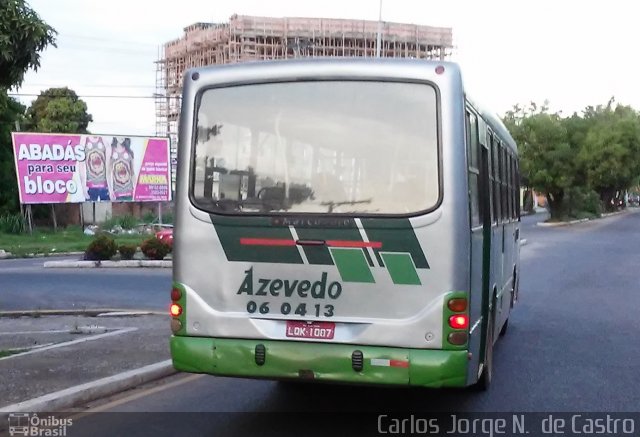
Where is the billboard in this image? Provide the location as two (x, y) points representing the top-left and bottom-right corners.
(11, 133), (172, 204)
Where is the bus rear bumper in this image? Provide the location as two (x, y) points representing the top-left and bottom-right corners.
(170, 336), (468, 388)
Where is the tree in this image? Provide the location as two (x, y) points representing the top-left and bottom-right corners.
(0, 0), (57, 89)
(25, 87), (93, 133)
(23, 88), (93, 230)
(0, 93), (26, 215)
(504, 103), (575, 219)
(578, 101), (640, 210)
(504, 98), (640, 219)
(0, 0), (56, 216)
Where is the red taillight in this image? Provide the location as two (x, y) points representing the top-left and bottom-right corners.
(447, 298), (467, 312)
(449, 314), (469, 330)
(171, 287), (182, 302)
(170, 303), (182, 317)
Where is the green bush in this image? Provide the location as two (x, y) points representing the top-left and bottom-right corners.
(140, 237), (170, 260)
(101, 214), (140, 230)
(118, 244), (137, 260)
(161, 212), (174, 224)
(566, 187), (603, 218)
(85, 234), (118, 260)
(142, 211), (156, 223)
(65, 224), (83, 233)
(0, 213), (26, 234)
(117, 214), (139, 230)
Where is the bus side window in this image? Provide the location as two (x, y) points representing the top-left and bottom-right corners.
(501, 147), (507, 222)
(510, 155), (515, 219)
(466, 110), (480, 227)
(487, 132), (494, 224)
(514, 159), (520, 219)
(507, 153), (513, 221)
(491, 135), (501, 224)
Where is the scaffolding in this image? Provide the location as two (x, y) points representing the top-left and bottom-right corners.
(155, 14), (454, 180)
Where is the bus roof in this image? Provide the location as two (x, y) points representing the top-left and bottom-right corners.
(185, 57), (516, 152)
(466, 95), (518, 153)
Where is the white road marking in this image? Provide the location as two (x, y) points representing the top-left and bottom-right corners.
(0, 327), (137, 361)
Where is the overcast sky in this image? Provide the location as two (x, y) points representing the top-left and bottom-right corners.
(14, 0), (640, 136)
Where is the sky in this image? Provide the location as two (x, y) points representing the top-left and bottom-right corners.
(13, 0), (640, 136)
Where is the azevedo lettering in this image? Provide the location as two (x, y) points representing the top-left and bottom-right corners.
(237, 267), (341, 318)
(18, 142), (85, 196)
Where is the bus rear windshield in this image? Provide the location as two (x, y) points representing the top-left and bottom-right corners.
(191, 80), (439, 215)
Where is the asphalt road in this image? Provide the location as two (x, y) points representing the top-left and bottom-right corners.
(57, 209), (640, 436)
(0, 213), (544, 313)
(0, 256), (170, 311)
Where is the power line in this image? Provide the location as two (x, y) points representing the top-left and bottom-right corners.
(8, 93), (181, 100)
(59, 33), (160, 48)
(21, 83), (157, 89)
(56, 41), (158, 56)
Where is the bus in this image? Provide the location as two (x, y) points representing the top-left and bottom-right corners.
(169, 58), (520, 390)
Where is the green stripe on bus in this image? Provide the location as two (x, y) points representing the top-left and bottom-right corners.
(295, 224), (362, 265)
(360, 218), (430, 269)
(330, 248), (375, 283)
(380, 253), (421, 285)
(213, 223), (303, 264)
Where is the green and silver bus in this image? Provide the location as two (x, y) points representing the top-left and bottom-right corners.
(169, 58), (520, 390)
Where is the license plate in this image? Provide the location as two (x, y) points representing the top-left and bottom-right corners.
(285, 321), (335, 339)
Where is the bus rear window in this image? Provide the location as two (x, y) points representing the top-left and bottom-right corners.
(191, 80), (439, 215)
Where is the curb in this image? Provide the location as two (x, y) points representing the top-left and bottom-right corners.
(0, 360), (176, 414)
(0, 309), (166, 318)
(536, 210), (627, 227)
(43, 260), (172, 268)
(537, 218), (588, 227)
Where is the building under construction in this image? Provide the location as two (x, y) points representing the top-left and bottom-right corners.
(155, 14), (454, 183)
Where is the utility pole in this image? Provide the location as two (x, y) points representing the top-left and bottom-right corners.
(376, 0), (383, 58)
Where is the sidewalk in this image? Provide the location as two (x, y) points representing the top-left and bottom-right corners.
(0, 312), (175, 412)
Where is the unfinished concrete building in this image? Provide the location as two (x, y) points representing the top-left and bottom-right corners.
(155, 14), (454, 184)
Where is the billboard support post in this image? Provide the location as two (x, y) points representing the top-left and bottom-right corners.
(50, 204), (57, 232)
(79, 204), (85, 230)
(25, 205), (33, 235)
(158, 202), (163, 226)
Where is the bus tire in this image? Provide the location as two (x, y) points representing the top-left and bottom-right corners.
(499, 318), (509, 336)
(512, 269), (519, 303)
(473, 299), (495, 391)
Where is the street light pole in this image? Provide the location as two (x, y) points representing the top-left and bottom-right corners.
(376, 0), (382, 58)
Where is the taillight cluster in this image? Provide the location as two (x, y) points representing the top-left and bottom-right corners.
(447, 297), (468, 345)
(170, 286), (183, 333)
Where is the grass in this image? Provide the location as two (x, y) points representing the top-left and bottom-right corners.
(0, 228), (148, 257)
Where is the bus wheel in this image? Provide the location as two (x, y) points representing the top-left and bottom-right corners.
(473, 303), (495, 391)
(499, 318), (509, 336)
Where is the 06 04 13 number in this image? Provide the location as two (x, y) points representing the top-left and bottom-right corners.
(246, 301), (334, 318)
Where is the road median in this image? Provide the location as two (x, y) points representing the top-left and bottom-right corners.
(43, 259), (171, 268)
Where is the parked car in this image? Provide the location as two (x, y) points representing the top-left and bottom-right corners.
(156, 228), (173, 249)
